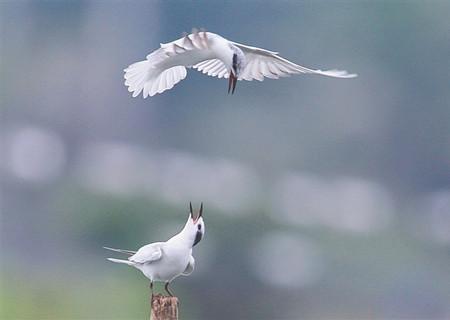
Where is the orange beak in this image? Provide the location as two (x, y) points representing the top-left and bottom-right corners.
(228, 72), (237, 94)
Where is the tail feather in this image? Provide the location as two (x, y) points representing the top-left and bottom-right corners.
(107, 258), (134, 266)
(124, 60), (187, 98)
(103, 246), (136, 255)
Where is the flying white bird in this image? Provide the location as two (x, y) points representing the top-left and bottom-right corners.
(124, 29), (357, 98)
(105, 202), (205, 296)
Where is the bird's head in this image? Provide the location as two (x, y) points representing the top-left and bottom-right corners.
(184, 202), (205, 247)
(228, 46), (246, 94)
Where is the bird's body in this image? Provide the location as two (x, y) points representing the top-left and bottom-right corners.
(105, 203), (204, 296)
(124, 29), (357, 98)
(107, 241), (193, 282)
(153, 33), (231, 69)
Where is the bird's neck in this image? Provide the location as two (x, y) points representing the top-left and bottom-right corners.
(212, 38), (235, 71)
(168, 221), (195, 248)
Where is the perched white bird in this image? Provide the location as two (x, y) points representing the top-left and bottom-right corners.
(124, 29), (357, 98)
(105, 202), (205, 296)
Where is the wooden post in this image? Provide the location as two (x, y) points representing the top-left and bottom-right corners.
(151, 294), (179, 320)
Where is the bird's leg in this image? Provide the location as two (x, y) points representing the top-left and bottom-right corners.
(150, 281), (154, 297)
(164, 282), (174, 297)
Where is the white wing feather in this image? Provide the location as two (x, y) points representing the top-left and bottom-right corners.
(124, 61), (187, 98)
(231, 41), (357, 81)
(193, 59), (229, 79)
(124, 30), (209, 98)
(129, 242), (163, 264)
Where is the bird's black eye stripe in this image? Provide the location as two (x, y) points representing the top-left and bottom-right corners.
(197, 224), (201, 230)
(232, 53), (237, 70)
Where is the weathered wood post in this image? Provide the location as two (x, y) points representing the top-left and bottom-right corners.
(151, 294), (179, 320)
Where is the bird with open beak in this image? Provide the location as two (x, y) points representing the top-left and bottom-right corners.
(124, 29), (357, 98)
(104, 202), (205, 296)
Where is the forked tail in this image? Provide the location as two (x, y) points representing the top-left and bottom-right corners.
(107, 258), (134, 266)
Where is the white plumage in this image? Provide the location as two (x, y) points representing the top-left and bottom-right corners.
(124, 29), (357, 98)
(105, 203), (205, 296)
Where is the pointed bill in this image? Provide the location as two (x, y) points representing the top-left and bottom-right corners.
(189, 202), (203, 222)
(228, 72), (237, 94)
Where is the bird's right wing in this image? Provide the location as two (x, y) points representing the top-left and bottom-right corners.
(231, 41), (357, 81)
(129, 243), (163, 264)
(182, 255), (195, 276)
(193, 59), (229, 79)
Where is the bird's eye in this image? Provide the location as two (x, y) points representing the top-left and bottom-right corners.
(197, 224), (201, 230)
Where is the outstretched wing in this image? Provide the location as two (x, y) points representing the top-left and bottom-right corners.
(193, 59), (229, 79)
(157, 29), (210, 62)
(129, 243), (163, 264)
(231, 41), (357, 81)
(124, 62), (187, 98)
(103, 246), (136, 256)
(124, 29), (211, 98)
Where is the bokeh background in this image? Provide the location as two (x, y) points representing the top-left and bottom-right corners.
(1, 1), (450, 319)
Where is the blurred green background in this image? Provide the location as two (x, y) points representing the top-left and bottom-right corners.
(1, 1), (450, 319)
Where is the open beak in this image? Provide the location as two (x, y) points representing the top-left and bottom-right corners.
(190, 202), (194, 219)
(189, 202), (203, 223)
(228, 72), (237, 94)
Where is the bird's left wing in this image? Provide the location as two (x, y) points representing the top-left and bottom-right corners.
(231, 41), (357, 81)
(124, 29), (211, 98)
(129, 243), (163, 264)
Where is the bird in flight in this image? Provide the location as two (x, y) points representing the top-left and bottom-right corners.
(104, 202), (205, 296)
(124, 29), (357, 98)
